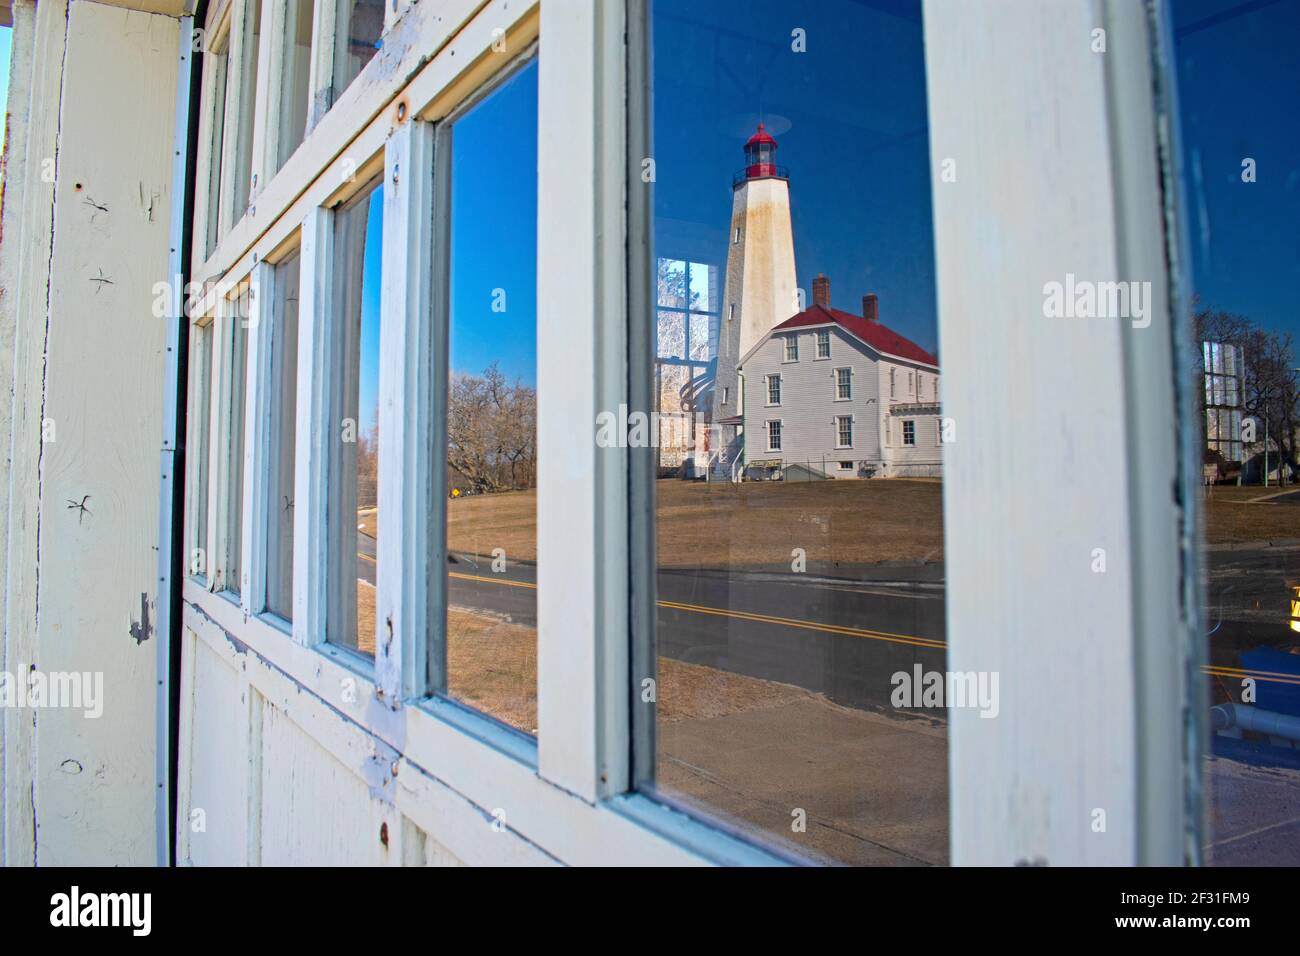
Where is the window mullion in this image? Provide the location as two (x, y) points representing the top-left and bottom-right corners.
(240, 261), (275, 616)
(376, 120), (436, 701)
(535, 0), (629, 800)
(292, 206), (334, 647)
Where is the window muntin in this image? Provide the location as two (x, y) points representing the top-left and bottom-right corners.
(1169, 0), (1300, 866)
(766, 374), (781, 406)
(902, 419), (915, 446)
(637, 0), (946, 865)
(326, 178), (383, 654)
(264, 249), (301, 621)
(784, 336), (798, 362)
(441, 59), (540, 734)
(816, 329), (831, 359)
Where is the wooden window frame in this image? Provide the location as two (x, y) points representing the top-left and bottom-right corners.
(178, 0), (1199, 867)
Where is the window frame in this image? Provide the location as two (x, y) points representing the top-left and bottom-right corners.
(836, 414), (854, 449)
(177, 0), (1199, 867)
(834, 365), (852, 401)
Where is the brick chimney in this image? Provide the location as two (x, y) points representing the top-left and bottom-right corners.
(863, 293), (879, 322)
(812, 273), (830, 308)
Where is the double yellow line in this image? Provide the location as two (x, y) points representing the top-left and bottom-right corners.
(436, 567), (1300, 688)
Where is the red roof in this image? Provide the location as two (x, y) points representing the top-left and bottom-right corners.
(746, 122), (777, 148)
(771, 304), (938, 366)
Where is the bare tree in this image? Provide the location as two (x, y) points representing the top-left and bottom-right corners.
(1195, 306), (1299, 481)
(447, 363), (537, 494)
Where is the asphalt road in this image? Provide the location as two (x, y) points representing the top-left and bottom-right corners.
(354, 531), (1297, 712)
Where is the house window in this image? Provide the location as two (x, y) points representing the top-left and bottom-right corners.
(889, 366), (896, 398)
(784, 336), (798, 362)
(816, 329), (831, 359)
(908, 371), (914, 397)
(766, 374), (781, 406)
(728, 302), (735, 322)
(903, 419), (916, 445)
(835, 367), (851, 400)
(442, 59), (540, 735)
(836, 415), (853, 448)
(766, 419), (782, 451)
(326, 178), (383, 654)
(264, 249), (301, 621)
(722, 386), (729, 405)
(839, 460), (853, 470)
(733, 226), (740, 244)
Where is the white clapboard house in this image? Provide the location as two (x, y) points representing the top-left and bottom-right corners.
(738, 277), (941, 480)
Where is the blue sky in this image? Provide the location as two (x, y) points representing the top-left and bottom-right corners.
(358, 188), (384, 433)
(448, 59), (539, 386)
(1172, 0), (1299, 357)
(651, 0), (938, 354)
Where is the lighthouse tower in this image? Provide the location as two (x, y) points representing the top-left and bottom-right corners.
(711, 123), (798, 472)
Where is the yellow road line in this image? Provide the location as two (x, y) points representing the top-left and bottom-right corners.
(413, 564), (1300, 687)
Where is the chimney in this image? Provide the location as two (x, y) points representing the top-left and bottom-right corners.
(863, 293), (879, 322)
(812, 273), (830, 308)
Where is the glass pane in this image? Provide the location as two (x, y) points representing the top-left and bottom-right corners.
(205, 45), (229, 257)
(233, 0), (262, 218)
(328, 181), (383, 653)
(444, 60), (539, 734)
(265, 251), (301, 620)
(225, 290), (251, 594)
(333, 0), (383, 104)
(1171, 0), (1300, 865)
(641, 0), (946, 864)
(277, 0), (314, 171)
(187, 323), (214, 578)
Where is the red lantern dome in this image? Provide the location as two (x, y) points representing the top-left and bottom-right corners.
(738, 122), (787, 185)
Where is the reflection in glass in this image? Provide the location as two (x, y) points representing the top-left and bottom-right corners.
(233, 0), (262, 217)
(265, 251), (301, 621)
(328, 182), (383, 654)
(224, 290), (251, 595)
(333, 0), (383, 105)
(277, 0), (314, 171)
(1170, 0), (1300, 866)
(443, 61), (539, 735)
(641, 0), (947, 864)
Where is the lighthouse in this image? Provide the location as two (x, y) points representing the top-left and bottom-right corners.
(711, 122), (799, 474)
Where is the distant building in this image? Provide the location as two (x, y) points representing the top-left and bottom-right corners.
(1202, 340), (1244, 478)
(738, 276), (942, 479)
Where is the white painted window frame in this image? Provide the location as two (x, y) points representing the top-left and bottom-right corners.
(834, 365), (851, 401)
(179, 0), (1199, 866)
(835, 414), (853, 450)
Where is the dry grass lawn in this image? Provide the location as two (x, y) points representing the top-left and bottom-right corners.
(1201, 485), (1300, 546)
(443, 480), (1296, 568)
